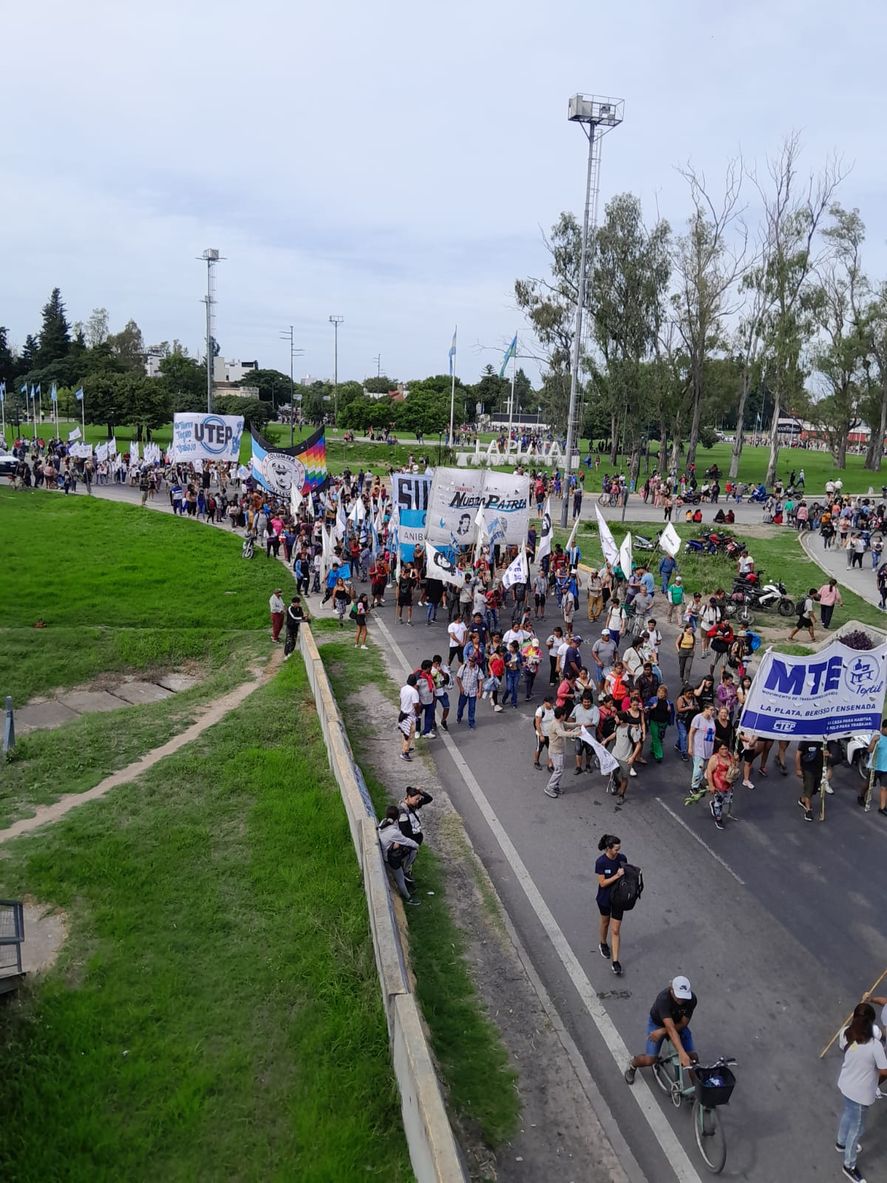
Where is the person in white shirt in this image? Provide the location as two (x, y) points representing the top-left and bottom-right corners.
(269, 588), (285, 642)
(448, 615), (468, 664)
(533, 694), (555, 769)
(398, 675), (420, 762)
(835, 1002), (887, 1179)
(570, 692), (600, 773)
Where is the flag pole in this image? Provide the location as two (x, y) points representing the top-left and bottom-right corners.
(508, 332), (517, 454)
(81, 388), (86, 438)
(1, 393), (6, 448)
(448, 325), (457, 450)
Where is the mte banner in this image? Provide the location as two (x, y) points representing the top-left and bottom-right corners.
(172, 413), (243, 462)
(249, 427), (328, 496)
(426, 467), (530, 548)
(740, 640), (887, 740)
(392, 472), (432, 561)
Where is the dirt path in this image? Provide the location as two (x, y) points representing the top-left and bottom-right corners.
(0, 651), (282, 845)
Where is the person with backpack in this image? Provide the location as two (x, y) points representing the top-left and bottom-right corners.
(377, 806), (421, 906)
(595, 834), (630, 977)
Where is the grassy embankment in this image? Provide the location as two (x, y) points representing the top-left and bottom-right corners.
(0, 659), (414, 1182)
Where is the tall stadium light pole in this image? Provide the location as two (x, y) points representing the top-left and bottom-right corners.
(199, 249), (222, 413)
(560, 95), (623, 528)
(280, 325), (304, 446)
(329, 315), (344, 423)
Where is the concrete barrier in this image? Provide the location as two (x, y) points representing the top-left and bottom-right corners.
(298, 625), (467, 1183)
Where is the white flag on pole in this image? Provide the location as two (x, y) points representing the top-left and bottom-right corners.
(618, 531), (633, 576)
(502, 545), (529, 589)
(334, 499), (347, 542)
(536, 497), (552, 563)
(67, 427), (82, 442)
(565, 515), (580, 557)
(424, 541), (465, 588)
(659, 522), (682, 557)
(321, 524), (334, 576)
(594, 504), (619, 566)
(580, 727), (620, 775)
(131, 439), (140, 461)
(290, 482), (302, 519)
(473, 502), (487, 562)
(348, 497), (366, 524)
(109, 436), (118, 455)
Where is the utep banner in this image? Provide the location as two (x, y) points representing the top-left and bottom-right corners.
(740, 641), (887, 740)
(172, 413), (243, 462)
(392, 472), (432, 561)
(249, 427), (328, 496)
(426, 467), (530, 549)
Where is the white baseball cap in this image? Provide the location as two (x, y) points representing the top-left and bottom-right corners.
(671, 975), (692, 1000)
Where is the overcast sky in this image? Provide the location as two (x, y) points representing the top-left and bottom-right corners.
(4, 0), (886, 386)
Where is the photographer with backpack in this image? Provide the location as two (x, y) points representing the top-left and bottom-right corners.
(595, 833), (643, 977)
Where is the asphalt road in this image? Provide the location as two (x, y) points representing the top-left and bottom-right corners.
(62, 479), (887, 1180)
(364, 594), (887, 1183)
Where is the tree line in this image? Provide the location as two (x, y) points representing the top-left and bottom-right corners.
(515, 134), (887, 480)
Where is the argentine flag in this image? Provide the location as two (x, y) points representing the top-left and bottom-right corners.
(448, 326), (457, 376)
(499, 333), (517, 379)
(75, 387), (84, 401)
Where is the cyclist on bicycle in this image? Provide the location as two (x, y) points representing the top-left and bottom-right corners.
(624, 976), (698, 1083)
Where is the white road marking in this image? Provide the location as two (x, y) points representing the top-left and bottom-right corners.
(374, 612), (703, 1183)
(655, 798), (746, 886)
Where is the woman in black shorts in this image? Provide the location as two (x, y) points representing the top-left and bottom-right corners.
(596, 833), (627, 976)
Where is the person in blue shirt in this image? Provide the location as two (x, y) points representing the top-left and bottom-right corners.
(864, 718), (887, 816)
(658, 554), (678, 594)
(637, 566), (655, 597)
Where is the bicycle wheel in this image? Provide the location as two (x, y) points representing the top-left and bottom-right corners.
(651, 1056), (675, 1096)
(693, 1100), (726, 1173)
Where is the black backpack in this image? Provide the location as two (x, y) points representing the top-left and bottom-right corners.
(610, 864), (644, 912)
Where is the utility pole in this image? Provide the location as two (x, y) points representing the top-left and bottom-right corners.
(329, 315), (344, 423)
(373, 353), (382, 378)
(280, 326), (304, 446)
(199, 249), (223, 414)
(560, 95), (623, 528)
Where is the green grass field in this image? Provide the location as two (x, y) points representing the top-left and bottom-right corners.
(0, 488), (282, 703)
(0, 660), (413, 1183)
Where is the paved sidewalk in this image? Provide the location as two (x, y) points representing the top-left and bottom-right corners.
(799, 533), (883, 610)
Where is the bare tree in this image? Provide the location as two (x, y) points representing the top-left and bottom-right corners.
(672, 159), (747, 469)
(728, 231), (774, 480)
(749, 135), (845, 486)
(861, 285), (887, 471)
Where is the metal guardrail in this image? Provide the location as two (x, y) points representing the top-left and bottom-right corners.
(0, 899), (25, 982)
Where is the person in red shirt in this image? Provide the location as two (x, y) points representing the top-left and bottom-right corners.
(556, 671), (577, 710)
(487, 648), (506, 712)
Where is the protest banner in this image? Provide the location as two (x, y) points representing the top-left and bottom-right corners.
(426, 467), (529, 548)
(171, 413), (244, 463)
(392, 472), (432, 561)
(249, 426), (328, 495)
(424, 542), (465, 588)
(740, 640), (887, 740)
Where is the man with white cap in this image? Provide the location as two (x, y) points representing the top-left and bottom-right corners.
(624, 975), (698, 1083)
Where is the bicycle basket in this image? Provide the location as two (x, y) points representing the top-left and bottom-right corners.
(694, 1065), (736, 1107)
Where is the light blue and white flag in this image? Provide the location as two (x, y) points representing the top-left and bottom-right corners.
(29, 385), (36, 400)
(34, 383), (41, 397)
(75, 387), (84, 401)
(50, 383), (58, 402)
(448, 326), (457, 376)
(499, 332), (517, 379)
(19, 384), (27, 396)
(0, 382), (6, 401)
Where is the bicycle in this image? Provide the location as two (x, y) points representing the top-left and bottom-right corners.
(651, 1049), (737, 1174)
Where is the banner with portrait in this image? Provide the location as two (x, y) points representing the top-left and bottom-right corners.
(426, 467), (530, 549)
(249, 426), (329, 496)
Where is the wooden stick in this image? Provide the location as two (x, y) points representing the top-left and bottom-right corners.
(819, 968), (887, 1058)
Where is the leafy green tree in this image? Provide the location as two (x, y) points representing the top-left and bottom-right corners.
(158, 353), (205, 404)
(84, 372), (130, 436)
(364, 376), (394, 394)
(125, 375), (172, 440)
(395, 385), (453, 434)
(301, 381), (330, 422)
(107, 319), (146, 370)
(339, 399), (392, 431)
(471, 365), (510, 416)
(335, 380), (364, 409)
(0, 326), (14, 380)
(236, 368), (292, 407)
(36, 287), (71, 365)
(214, 395), (271, 431)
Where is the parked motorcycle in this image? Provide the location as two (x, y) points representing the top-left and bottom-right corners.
(729, 573), (795, 618)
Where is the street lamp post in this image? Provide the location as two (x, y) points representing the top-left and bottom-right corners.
(560, 94), (623, 528)
(280, 325), (304, 446)
(329, 315), (344, 424)
(199, 249), (222, 414)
